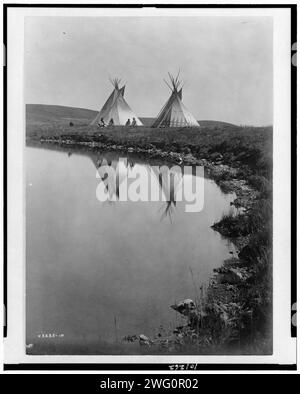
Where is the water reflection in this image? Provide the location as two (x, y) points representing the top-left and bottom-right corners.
(26, 144), (237, 353)
(92, 155), (183, 222)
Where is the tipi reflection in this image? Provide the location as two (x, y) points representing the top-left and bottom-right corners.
(90, 153), (182, 221)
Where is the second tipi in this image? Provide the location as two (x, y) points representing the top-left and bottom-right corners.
(90, 78), (143, 126)
(152, 73), (199, 128)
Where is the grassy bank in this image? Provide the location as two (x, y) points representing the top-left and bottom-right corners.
(27, 123), (271, 171)
(27, 122), (273, 354)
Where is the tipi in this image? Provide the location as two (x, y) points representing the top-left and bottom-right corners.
(90, 78), (143, 126)
(152, 72), (199, 128)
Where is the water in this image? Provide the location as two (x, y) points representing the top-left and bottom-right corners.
(26, 145), (236, 353)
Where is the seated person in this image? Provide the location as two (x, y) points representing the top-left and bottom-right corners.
(131, 117), (137, 127)
(98, 117), (106, 127)
(109, 118), (114, 126)
(125, 118), (131, 126)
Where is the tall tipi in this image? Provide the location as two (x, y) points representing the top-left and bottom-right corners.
(152, 72), (199, 128)
(90, 78), (143, 126)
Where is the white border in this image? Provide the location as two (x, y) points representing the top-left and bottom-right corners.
(3, 5), (296, 366)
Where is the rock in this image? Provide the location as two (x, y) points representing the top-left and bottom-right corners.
(216, 267), (251, 285)
(169, 151), (181, 159)
(139, 334), (151, 346)
(139, 334), (149, 341)
(183, 153), (197, 164)
(171, 299), (196, 316)
(196, 159), (207, 166)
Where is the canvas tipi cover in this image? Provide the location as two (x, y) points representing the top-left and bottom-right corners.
(90, 78), (143, 126)
(152, 73), (199, 128)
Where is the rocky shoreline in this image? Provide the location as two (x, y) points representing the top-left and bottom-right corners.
(37, 134), (258, 208)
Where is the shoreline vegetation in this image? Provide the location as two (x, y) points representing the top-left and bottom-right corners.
(27, 121), (272, 355)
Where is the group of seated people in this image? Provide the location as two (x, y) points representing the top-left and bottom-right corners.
(97, 117), (137, 128)
(125, 118), (137, 126)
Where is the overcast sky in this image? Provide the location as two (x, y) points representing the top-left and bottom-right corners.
(25, 16), (273, 125)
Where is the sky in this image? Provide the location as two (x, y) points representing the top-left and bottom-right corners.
(25, 16), (273, 126)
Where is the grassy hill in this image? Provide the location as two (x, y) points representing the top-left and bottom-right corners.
(198, 120), (239, 128)
(26, 104), (98, 125)
(26, 104), (238, 128)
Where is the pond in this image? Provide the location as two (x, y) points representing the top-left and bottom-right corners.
(26, 145), (236, 354)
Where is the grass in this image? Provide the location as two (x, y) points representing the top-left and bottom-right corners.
(27, 122), (272, 175)
(214, 198), (272, 238)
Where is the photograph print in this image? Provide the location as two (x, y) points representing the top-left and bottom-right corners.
(24, 12), (274, 356)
